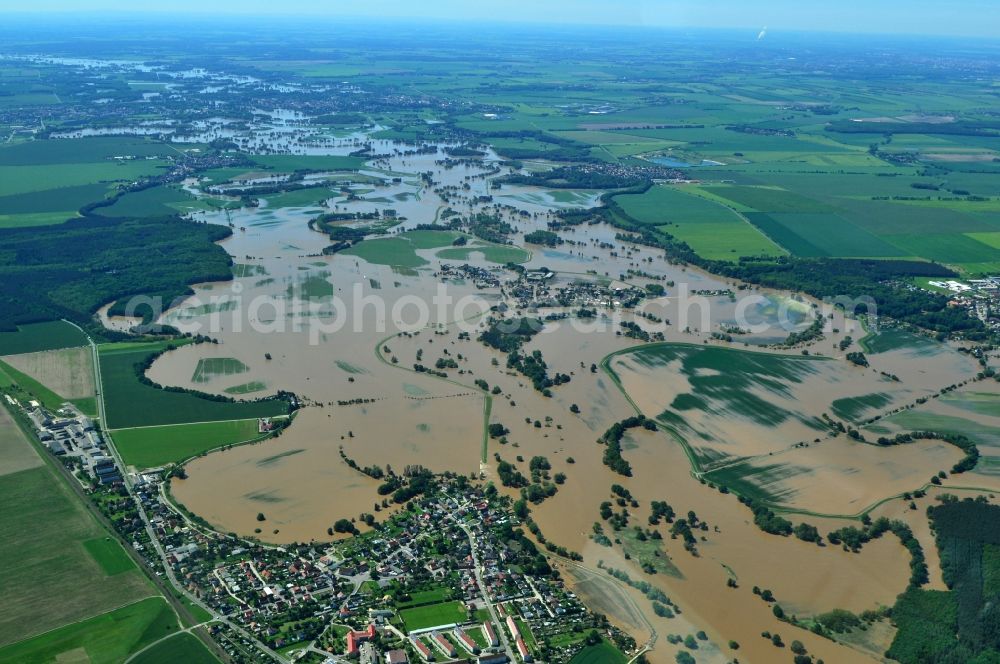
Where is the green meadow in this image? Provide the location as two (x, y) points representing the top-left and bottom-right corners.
(568, 640), (627, 664)
(111, 418), (266, 468)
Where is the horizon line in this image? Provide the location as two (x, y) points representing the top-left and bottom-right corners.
(0, 11), (998, 42)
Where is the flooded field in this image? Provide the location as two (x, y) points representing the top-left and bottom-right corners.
(102, 125), (995, 662)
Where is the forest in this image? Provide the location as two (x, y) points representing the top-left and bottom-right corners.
(0, 213), (233, 335)
(886, 498), (1000, 664)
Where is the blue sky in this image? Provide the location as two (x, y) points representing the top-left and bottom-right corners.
(6, 0), (1000, 37)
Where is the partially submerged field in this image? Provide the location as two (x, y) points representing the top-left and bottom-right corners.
(99, 342), (289, 429)
(604, 339), (985, 514)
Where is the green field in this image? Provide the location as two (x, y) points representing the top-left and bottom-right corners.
(568, 640), (628, 664)
(341, 229), (472, 268)
(0, 137), (175, 166)
(94, 185), (214, 218)
(0, 321), (88, 355)
(615, 185), (784, 260)
(0, 138), (173, 228)
(610, 343), (829, 431)
(129, 632), (220, 664)
(342, 237), (429, 268)
(436, 242), (531, 264)
(860, 328), (942, 355)
(98, 342), (289, 429)
(830, 392), (894, 423)
(398, 601), (467, 632)
(83, 537), (138, 576)
(394, 586), (454, 609)
(0, 597), (179, 664)
(111, 418), (266, 468)
(0, 183), (106, 220)
(0, 463), (155, 648)
(260, 186), (333, 209)
(224, 381), (268, 395)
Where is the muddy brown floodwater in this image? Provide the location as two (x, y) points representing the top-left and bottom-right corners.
(128, 131), (1000, 662)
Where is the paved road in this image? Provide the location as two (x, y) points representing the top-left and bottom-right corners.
(446, 497), (516, 662)
(69, 322), (287, 664)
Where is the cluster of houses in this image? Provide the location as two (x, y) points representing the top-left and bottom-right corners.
(74, 461), (629, 664)
(437, 263), (502, 290)
(934, 276), (1000, 329)
(508, 273), (646, 312)
(23, 400), (120, 484)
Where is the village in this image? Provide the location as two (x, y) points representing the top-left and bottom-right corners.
(925, 275), (1000, 331)
(12, 386), (641, 664)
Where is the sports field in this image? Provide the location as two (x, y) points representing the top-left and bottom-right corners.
(398, 601), (467, 632)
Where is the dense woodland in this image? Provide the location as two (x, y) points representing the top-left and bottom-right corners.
(0, 213), (233, 336)
(887, 499), (1000, 664)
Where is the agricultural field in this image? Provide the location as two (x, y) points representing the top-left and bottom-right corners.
(614, 185), (785, 260)
(0, 406), (43, 479)
(129, 632), (220, 664)
(98, 342), (289, 429)
(0, 320), (88, 355)
(250, 154), (366, 172)
(398, 601), (467, 632)
(341, 229), (497, 268)
(436, 242), (531, 264)
(111, 418), (267, 468)
(342, 237), (430, 269)
(191, 357), (249, 383)
(865, 384), (1000, 475)
(0, 137), (174, 228)
(0, 597), (179, 664)
(690, 176), (1000, 273)
(83, 537), (138, 576)
(0, 431), (155, 648)
(93, 185), (219, 218)
(1, 346), (95, 401)
(604, 340), (984, 513)
(0, 358), (70, 412)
